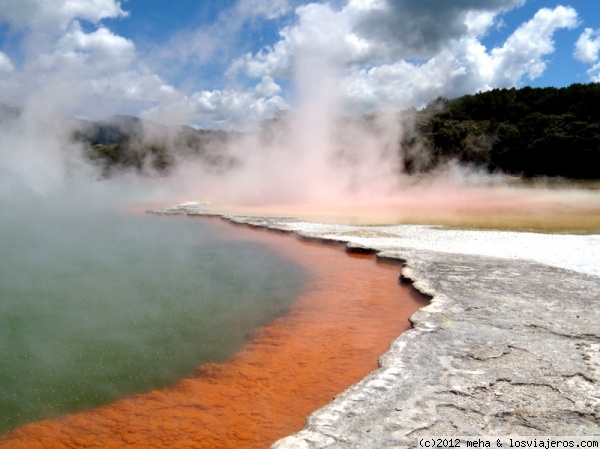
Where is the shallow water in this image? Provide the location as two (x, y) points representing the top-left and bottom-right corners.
(0, 202), (306, 433)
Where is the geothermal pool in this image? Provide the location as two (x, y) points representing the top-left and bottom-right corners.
(0, 201), (428, 448)
(0, 202), (307, 433)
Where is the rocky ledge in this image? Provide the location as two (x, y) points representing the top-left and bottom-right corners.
(152, 203), (600, 447)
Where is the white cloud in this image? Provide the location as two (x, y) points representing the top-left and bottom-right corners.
(0, 0), (145, 117)
(0, 0), (126, 33)
(233, 0), (290, 20)
(52, 24), (135, 75)
(229, 0), (526, 82)
(587, 63), (600, 82)
(0, 0), (589, 129)
(231, 2), (579, 116)
(575, 28), (600, 64)
(0, 13), (182, 122)
(159, 0), (291, 70)
(254, 76), (282, 97)
(141, 77), (287, 129)
(361, 4), (578, 110)
(228, 42), (293, 79)
(228, 3), (354, 77)
(87, 70), (179, 113)
(489, 6), (578, 83)
(0, 0), (294, 127)
(342, 59), (451, 111)
(0, 52), (14, 72)
(339, 5), (579, 113)
(346, 0), (524, 60)
(464, 10), (498, 37)
(228, 2), (366, 79)
(190, 82), (287, 128)
(5, 23), (140, 115)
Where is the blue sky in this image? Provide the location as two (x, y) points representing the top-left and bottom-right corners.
(481, 0), (600, 87)
(0, 0), (599, 128)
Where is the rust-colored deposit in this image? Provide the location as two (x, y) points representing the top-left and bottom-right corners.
(0, 218), (428, 449)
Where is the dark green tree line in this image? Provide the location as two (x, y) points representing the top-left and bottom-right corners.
(413, 83), (600, 178)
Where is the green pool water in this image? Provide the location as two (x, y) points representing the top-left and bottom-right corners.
(0, 200), (306, 434)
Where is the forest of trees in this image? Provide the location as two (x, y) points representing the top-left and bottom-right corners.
(404, 82), (600, 178)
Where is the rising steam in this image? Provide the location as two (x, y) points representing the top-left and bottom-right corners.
(0, 3), (597, 229)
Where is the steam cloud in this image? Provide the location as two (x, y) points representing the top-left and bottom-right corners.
(0, 0), (596, 217)
(0, 24), (427, 208)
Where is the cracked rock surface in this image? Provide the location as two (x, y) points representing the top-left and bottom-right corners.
(152, 205), (600, 447)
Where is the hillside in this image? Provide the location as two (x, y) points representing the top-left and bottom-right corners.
(72, 116), (238, 178)
(2, 82), (599, 180)
(405, 82), (600, 178)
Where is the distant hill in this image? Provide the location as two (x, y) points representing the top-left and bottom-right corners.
(3, 82), (599, 180)
(74, 115), (170, 146)
(404, 82), (600, 179)
(0, 106), (238, 178)
(71, 114), (238, 178)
